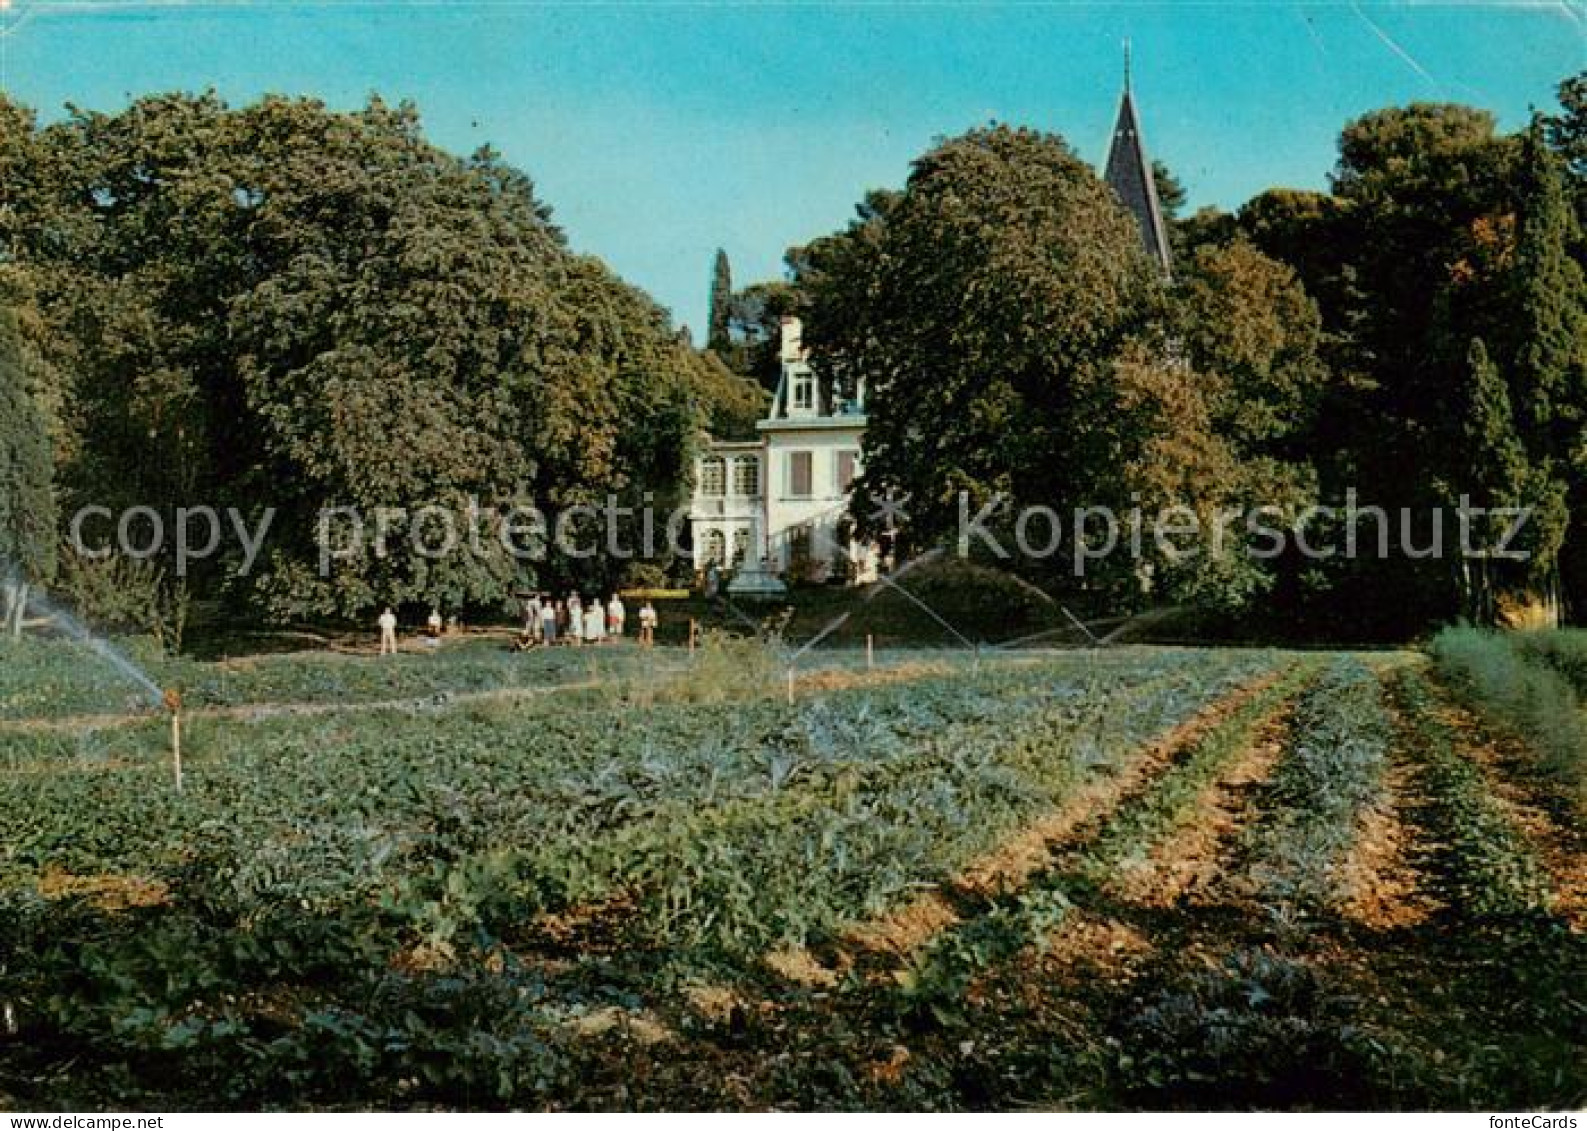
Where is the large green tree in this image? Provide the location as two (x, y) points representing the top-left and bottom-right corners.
(794, 127), (1304, 608)
(1173, 238), (1328, 465)
(1447, 337), (1569, 626)
(1507, 118), (1587, 621)
(1233, 105), (1529, 632)
(1544, 70), (1587, 189)
(718, 278), (801, 398)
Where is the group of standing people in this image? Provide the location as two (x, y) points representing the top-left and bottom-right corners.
(376, 606), (459, 655)
(520, 592), (658, 648)
(376, 593), (660, 656)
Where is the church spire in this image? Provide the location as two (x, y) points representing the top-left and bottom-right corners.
(1104, 47), (1172, 278)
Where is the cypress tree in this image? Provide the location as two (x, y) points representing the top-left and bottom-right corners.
(1458, 338), (1527, 625)
(1511, 119), (1587, 449)
(1510, 119), (1587, 621)
(707, 248), (733, 354)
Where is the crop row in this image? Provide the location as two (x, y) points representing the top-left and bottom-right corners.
(1074, 662), (1313, 883)
(574, 654), (1284, 964)
(1, 631), (1049, 723)
(1245, 657), (1394, 913)
(1390, 669), (1554, 918)
(0, 635), (664, 721)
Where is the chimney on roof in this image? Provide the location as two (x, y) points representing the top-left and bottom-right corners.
(779, 315), (804, 362)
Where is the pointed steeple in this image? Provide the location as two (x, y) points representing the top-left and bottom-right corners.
(1104, 47), (1172, 278)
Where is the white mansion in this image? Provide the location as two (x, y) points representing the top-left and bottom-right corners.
(689, 316), (878, 591)
(689, 70), (1171, 591)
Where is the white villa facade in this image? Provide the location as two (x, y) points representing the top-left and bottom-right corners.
(689, 317), (878, 589)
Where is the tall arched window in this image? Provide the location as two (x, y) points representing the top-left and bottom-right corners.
(704, 529), (726, 564)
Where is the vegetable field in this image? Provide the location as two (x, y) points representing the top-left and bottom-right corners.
(0, 635), (1582, 1110)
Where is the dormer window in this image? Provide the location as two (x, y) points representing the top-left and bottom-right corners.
(792, 371), (814, 411)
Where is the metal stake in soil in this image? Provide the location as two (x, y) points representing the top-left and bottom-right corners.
(163, 688), (184, 793)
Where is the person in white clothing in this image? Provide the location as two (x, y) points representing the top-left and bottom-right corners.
(566, 594), (583, 647)
(638, 601), (657, 648)
(377, 607), (398, 656)
(607, 594), (625, 640)
(583, 598), (604, 643)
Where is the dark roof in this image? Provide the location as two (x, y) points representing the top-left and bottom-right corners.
(1103, 87), (1173, 278)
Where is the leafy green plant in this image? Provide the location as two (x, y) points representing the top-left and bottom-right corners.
(1116, 950), (1418, 1108)
(895, 888), (1071, 1025)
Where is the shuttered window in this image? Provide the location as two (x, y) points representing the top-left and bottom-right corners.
(836, 450), (858, 492)
(788, 451), (813, 497)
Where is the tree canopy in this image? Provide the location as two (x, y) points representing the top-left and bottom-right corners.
(1234, 87), (1587, 630)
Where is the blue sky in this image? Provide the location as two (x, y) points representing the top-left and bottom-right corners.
(2, 2), (1582, 331)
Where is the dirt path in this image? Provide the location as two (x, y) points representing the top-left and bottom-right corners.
(1332, 753), (1441, 930)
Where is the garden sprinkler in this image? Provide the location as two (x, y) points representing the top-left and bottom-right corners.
(163, 687), (184, 793)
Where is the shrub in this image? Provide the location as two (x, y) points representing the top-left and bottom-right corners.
(1511, 628), (1587, 698)
(1393, 669), (1555, 917)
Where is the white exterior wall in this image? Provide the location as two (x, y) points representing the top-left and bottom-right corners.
(761, 422), (865, 576)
